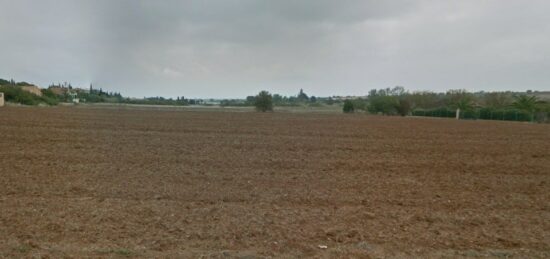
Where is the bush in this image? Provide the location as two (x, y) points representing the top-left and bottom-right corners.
(367, 95), (398, 115)
(254, 90), (273, 112)
(396, 99), (411, 116)
(350, 99), (367, 111)
(414, 107), (535, 122)
(412, 108), (456, 118)
(0, 85), (58, 106)
(343, 100), (354, 113)
(0, 78), (10, 85)
(479, 108), (531, 121)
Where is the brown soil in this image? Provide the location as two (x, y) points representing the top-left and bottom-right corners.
(1, 106), (549, 258)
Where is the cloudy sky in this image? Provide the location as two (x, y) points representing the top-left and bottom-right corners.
(1, 0), (549, 98)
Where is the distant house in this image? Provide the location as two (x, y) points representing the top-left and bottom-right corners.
(67, 91), (79, 103)
(0, 92), (4, 107)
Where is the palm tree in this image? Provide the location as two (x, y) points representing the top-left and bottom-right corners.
(512, 95), (543, 121)
(455, 98), (474, 111)
(512, 95), (541, 113)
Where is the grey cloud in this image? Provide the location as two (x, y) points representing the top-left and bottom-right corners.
(0, 0), (548, 98)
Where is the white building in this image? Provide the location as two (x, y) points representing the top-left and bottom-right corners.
(0, 92), (4, 107)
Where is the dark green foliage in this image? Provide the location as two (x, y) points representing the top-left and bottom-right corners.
(297, 89), (309, 102)
(0, 85), (58, 105)
(446, 89), (475, 111)
(254, 90), (273, 112)
(366, 86), (409, 115)
(413, 107), (534, 122)
(272, 94), (284, 104)
(78, 92), (106, 103)
(407, 91), (442, 109)
(478, 108), (532, 121)
(260, 90), (335, 107)
(15, 81), (32, 86)
(246, 96), (256, 104)
(220, 99), (249, 107)
(343, 100), (354, 113)
(535, 102), (550, 122)
(412, 108), (456, 118)
(395, 99), (411, 116)
(483, 92), (513, 108)
(368, 95), (398, 115)
(349, 99), (367, 111)
(41, 88), (57, 99)
(120, 96), (188, 106)
(409, 90), (550, 123)
(0, 78), (10, 85)
(512, 95), (541, 114)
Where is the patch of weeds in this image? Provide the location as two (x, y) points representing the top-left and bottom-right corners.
(15, 245), (31, 253)
(490, 250), (513, 258)
(458, 250), (483, 257)
(96, 248), (134, 257)
(114, 249), (133, 257)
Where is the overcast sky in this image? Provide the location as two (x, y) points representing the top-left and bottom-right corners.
(1, 0), (549, 98)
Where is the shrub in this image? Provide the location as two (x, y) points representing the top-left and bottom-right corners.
(0, 85), (58, 106)
(412, 108), (456, 118)
(254, 90), (273, 112)
(367, 95), (399, 115)
(351, 99), (367, 111)
(395, 99), (411, 116)
(343, 100), (354, 113)
(479, 108), (531, 121)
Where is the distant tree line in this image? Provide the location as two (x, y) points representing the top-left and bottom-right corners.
(224, 89), (337, 108)
(0, 78), (58, 105)
(2, 77), (549, 122)
(248, 86), (549, 122)
(341, 86), (550, 123)
(0, 78), (199, 106)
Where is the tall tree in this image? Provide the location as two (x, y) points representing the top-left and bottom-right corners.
(297, 89), (309, 101)
(254, 90), (273, 112)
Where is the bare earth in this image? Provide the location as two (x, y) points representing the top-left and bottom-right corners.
(0, 106), (549, 258)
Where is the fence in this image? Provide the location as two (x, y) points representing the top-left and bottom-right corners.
(412, 108), (534, 122)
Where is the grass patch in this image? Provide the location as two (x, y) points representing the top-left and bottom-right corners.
(114, 249), (133, 257)
(96, 248), (134, 257)
(15, 245), (31, 253)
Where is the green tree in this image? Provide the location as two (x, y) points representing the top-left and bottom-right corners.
(483, 92), (512, 108)
(272, 94), (284, 104)
(454, 98), (474, 111)
(447, 89), (475, 111)
(408, 91), (441, 109)
(297, 89), (309, 102)
(368, 95), (398, 115)
(395, 98), (411, 116)
(512, 95), (541, 114)
(0, 78), (10, 85)
(343, 100), (355, 113)
(254, 90), (273, 112)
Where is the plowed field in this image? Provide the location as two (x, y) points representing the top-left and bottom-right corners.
(1, 106), (549, 258)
